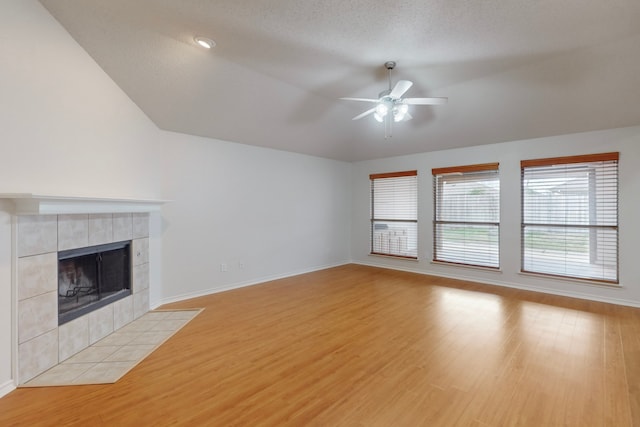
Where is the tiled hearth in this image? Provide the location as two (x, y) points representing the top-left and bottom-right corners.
(22, 309), (201, 387)
(16, 212), (151, 384)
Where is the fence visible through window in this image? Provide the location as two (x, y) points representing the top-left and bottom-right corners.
(433, 163), (500, 269)
(521, 152), (619, 283)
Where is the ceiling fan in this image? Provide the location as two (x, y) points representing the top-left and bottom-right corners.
(340, 61), (447, 138)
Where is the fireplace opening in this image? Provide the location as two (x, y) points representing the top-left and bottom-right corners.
(58, 241), (131, 325)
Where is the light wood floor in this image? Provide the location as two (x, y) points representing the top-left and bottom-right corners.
(1, 264), (638, 426)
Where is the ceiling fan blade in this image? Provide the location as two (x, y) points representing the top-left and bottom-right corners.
(389, 80), (413, 99)
(340, 97), (379, 103)
(404, 112), (413, 121)
(352, 107), (377, 120)
(403, 97), (448, 105)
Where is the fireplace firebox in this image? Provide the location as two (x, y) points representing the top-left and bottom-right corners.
(58, 241), (131, 325)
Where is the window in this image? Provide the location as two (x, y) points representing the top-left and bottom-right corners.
(433, 163), (500, 268)
(370, 171), (418, 259)
(521, 152), (619, 283)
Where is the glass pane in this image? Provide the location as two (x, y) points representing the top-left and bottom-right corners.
(523, 162), (617, 226)
(371, 221), (417, 258)
(436, 172), (499, 223)
(372, 175), (417, 221)
(434, 223), (499, 268)
(522, 225), (617, 282)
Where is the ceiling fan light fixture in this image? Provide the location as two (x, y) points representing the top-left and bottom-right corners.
(194, 36), (216, 49)
(375, 103), (388, 117)
(393, 104), (409, 122)
(374, 112), (384, 123)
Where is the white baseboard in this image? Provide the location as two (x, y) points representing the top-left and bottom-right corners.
(352, 260), (640, 308)
(151, 261), (350, 309)
(0, 379), (16, 399)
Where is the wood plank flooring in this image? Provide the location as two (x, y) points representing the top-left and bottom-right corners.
(0, 264), (638, 426)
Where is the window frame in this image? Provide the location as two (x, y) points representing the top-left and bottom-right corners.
(520, 152), (619, 284)
(369, 170), (418, 259)
(432, 162), (500, 269)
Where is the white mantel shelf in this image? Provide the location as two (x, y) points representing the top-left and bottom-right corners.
(0, 193), (169, 215)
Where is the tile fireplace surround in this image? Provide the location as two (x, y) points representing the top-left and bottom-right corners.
(16, 212), (151, 385)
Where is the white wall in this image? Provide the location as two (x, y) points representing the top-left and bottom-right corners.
(157, 131), (352, 304)
(0, 203), (13, 396)
(0, 4), (164, 198)
(0, 0), (352, 396)
(352, 126), (640, 306)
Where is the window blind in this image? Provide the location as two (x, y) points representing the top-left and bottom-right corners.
(521, 152), (619, 283)
(433, 163), (500, 268)
(370, 171), (418, 259)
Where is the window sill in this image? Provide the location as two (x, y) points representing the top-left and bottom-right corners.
(369, 253), (419, 261)
(518, 271), (622, 288)
(430, 260), (502, 273)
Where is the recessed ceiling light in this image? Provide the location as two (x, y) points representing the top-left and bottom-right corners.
(194, 36), (215, 49)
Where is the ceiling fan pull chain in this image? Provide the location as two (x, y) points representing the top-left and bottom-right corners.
(385, 114), (393, 139)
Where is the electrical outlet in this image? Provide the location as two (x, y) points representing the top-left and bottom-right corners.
(238, 262), (244, 270)
(220, 263), (227, 272)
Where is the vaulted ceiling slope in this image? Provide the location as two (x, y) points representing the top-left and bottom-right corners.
(40, 0), (640, 162)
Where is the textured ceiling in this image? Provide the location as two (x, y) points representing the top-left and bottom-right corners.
(40, 0), (640, 161)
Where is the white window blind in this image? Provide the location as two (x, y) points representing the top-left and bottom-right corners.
(370, 171), (418, 259)
(521, 152), (619, 283)
(433, 163), (500, 268)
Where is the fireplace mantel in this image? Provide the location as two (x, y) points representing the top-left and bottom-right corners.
(0, 193), (168, 215)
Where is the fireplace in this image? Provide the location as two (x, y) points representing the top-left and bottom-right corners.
(58, 241), (131, 325)
(8, 207), (154, 386)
